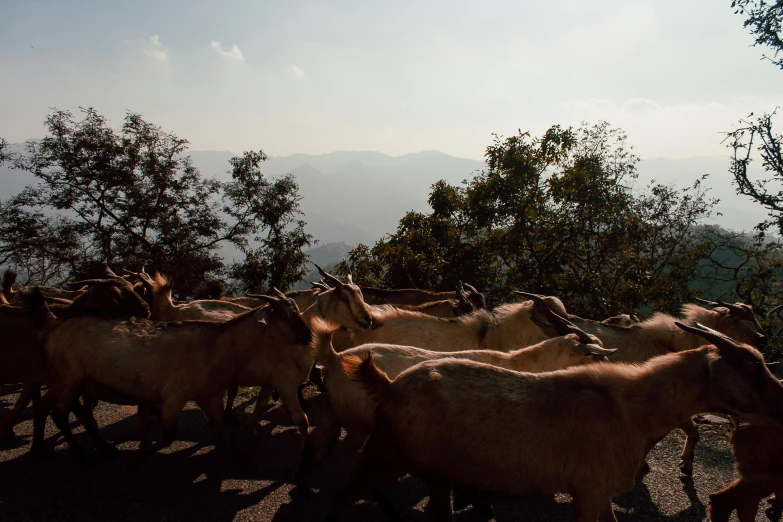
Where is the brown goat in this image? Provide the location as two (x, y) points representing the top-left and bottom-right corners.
(325, 323), (783, 522)
(296, 314), (614, 484)
(571, 300), (768, 476)
(708, 421), (783, 522)
(39, 296), (311, 463)
(393, 282), (480, 318)
(334, 292), (569, 352)
(135, 271), (250, 322)
(2, 269), (86, 303)
(601, 313), (640, 327)
(0, 278), (150, 451)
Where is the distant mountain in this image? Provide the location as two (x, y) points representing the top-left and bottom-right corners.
(190, 149), (485, 247)
(1, 147), (772, 252)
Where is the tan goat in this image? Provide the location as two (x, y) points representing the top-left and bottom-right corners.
(601, 313), (640, 327)
(570, 298), (768, 475)
(233, 266), (374, 422)
(334, 291), (569, 352)
(0, 278), (151, 453)
(708, 421), (783, 522)
(40, 296), (312, 463)
(326, 323), (783, 522)
(134, 270), (250, 322)
(296, 314), (615, 484)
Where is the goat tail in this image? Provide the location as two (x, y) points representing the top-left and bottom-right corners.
(309, 316), (341, 369)
(341, 353), (391, 400)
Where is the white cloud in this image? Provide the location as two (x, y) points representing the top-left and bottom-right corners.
(210, 41), (244, 61)
(143, 34), (169, 61)
(287, 65), (305, 79)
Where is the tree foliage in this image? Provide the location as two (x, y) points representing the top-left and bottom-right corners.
(337, 123), (715, 317)
(733, 0), (783, 69)
(0, 108), (313, 294)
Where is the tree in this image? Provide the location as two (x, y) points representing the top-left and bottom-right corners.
(725, 110), (783, 237)
(733, 0), (783, 69)
(1, 108), (313, 294)
(337, 122), (715, 317)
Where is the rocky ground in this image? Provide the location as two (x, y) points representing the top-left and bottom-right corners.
(0, 385), (771, 521)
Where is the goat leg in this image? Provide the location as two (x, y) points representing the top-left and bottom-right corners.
(74, 395), (117, 457)
(425, 480), (455, 522)
(678, 417), (699, 476)
(0, 384), (39, 447)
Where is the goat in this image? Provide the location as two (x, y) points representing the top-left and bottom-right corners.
(601, 313), (640, 327)
(230, 265), (374, 423)
(2, 268), (86, 304)
(0, 278), (150, 451)
(708, 421), (783, 522)
(326, 323), (783, 522)
(393, 281), (479, 318)
(134, 270), (250, 322)
(334, 291), (569, 352)
(569, 298), (768, 476)
(297, 312), (615, 484)
(321, 276), (486, 309)
(38, 295), (312, 464)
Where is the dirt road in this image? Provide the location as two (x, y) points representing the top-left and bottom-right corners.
(0, 385), (767, 521)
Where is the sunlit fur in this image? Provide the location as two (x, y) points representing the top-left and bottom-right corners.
(709, 422), (783, 522)
(335, 297), (569, 352)
(146, 272), (250, 322)
(328, 341), (783, 522)
(302, 319), (612, 463)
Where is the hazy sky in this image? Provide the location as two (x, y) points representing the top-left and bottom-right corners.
(1, 0), (781, 160)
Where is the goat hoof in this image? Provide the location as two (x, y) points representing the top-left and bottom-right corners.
(766, 504), (783, 522)
(474, 501), (494, 521)
(0, 430), (18, 448)
(97, 442), (119, 458)
(679, 459), (693, 476)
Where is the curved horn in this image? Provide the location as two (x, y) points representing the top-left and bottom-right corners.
(271, 287), (287, 299)
(583, 344), (618, 356)
(347, 273), (354, 285)
(314, 263), (343, 287)
(515, 291), (593, 343)
(311, 281), (329, 291)
(693, 296), (718, 307)
(104, 265), (120, 278)
(245, 293), (277, 302)
(675, 321), (742, 352)
(63, 279), (109, 289)
(715, 299), (747, 315)
(463, 282), (479, 294)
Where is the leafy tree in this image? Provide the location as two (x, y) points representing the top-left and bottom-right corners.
(1, 108), (313, 294)
(725, 110), (783, 237)
(338, 123), (715, 317)
(733, 0), (783, 69)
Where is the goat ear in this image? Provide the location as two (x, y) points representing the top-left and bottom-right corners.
(314, 263), (343, 287)
(254, 307), (271, 326)
(347, 273), (354, 285)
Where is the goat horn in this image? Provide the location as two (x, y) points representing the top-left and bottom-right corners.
(347, 273), (354, 285)
(456, 281), (470, 304)
(693, 296), (718, 307)
(311, 281), (329, 291)
(515, 291), (592, 342)
(675, 321), (742, 350)
(714, 299), (747, 315)
(64, 279), (109, 289)
(245, 293), (276, 301)
(314, 263), (343, 287)
(463, 282), (479, 294)
(271, 287), (287, 299)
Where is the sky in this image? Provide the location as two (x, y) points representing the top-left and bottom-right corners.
(1, 0), (781, 160)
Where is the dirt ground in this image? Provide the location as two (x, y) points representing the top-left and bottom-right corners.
(0, 384), (771, 521)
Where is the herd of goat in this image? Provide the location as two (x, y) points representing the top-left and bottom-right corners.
(0, 263), (782, 522)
